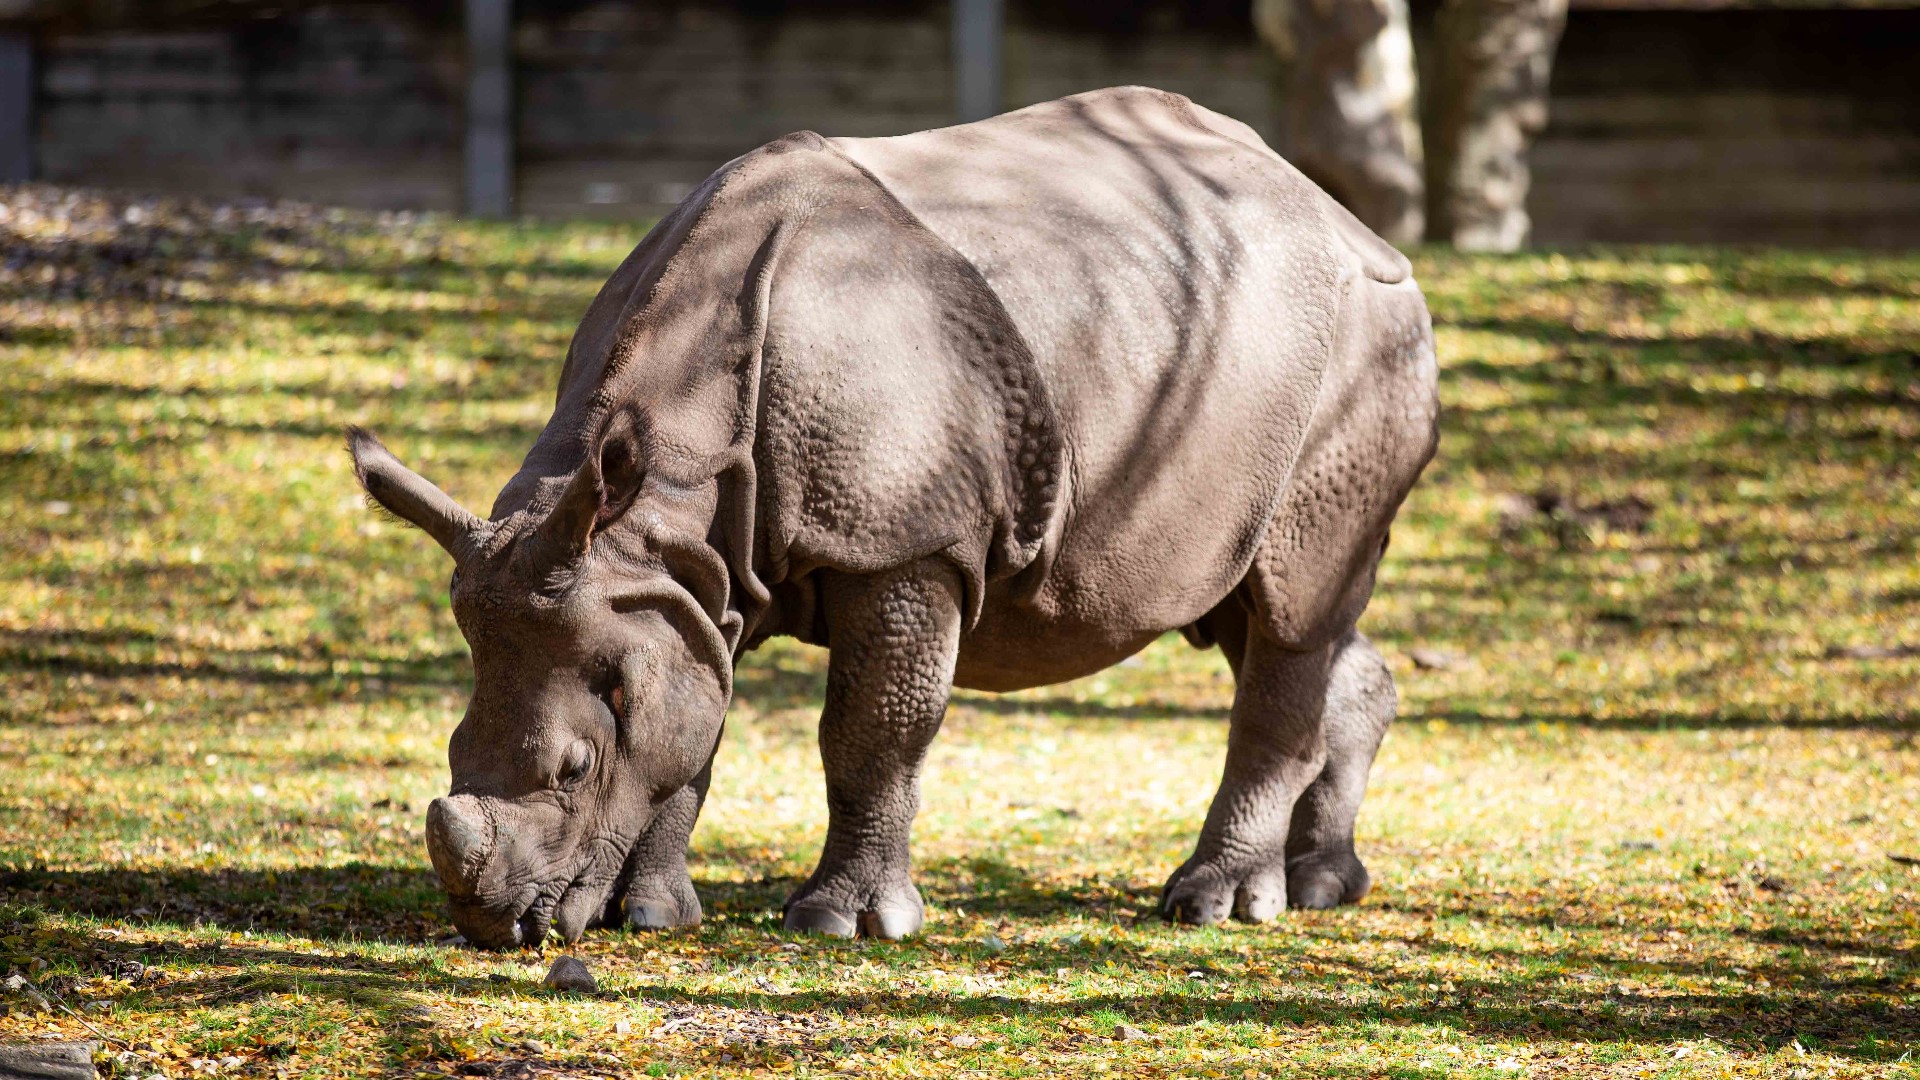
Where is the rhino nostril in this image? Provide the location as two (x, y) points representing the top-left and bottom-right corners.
(425, 795), (492, 893)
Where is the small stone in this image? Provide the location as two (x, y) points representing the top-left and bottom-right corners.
(1112, 1023), (1150, 1042)
(2, 973), (50, 1011)
(613, 1019), (631, 1035)
(542, 955), (596, 993)
(978, 934), (1006, 954)
(949, 1033), (980, 1049)
(1408, 647), (1460, 671)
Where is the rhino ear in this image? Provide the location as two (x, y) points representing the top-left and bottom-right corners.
(346, 426), (487, 561)
(536, 410), (647, 561)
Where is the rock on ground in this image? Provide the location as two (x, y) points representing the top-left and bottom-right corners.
(542, 955), (596, 993)
(0, 1040), (98, 1080)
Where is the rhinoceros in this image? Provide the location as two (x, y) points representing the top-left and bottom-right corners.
(348, 87), (1438, 948)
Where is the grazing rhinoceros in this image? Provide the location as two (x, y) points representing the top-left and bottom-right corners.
(349, 87), (1438, 948)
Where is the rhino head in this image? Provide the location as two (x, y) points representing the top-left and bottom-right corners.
(346, 421), (731, 948)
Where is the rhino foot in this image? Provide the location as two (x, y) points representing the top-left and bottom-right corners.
(1160, 859), (1290, 926)
(1285, 850), (1371, 910)
(783, 877), (924, 940)
(621, 876), (703, 932)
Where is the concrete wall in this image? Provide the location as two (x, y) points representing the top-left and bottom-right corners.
(17, 1), (1920, 245)
(512, 2), (1279, 219)
(1528, 7), (1920, 246)
(32, 7), (464, 210)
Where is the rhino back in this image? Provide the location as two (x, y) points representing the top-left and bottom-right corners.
(831, 88), (1351, 667)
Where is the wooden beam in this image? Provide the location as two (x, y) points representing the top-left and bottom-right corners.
(465, 0), (512, 218)
(953, 0), (1003, 124)
(0, 31), (30, 183)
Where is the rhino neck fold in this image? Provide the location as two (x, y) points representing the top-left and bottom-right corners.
(506, 153), (792, 665)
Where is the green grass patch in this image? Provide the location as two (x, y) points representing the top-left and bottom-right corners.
(0, 185), (1915, 1078)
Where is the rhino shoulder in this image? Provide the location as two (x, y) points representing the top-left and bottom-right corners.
(739, 138), (1066, 623)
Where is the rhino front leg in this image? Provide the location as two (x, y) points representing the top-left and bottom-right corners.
(1163, 627), (1338, 925)
(784, 561), (961, 939)
(604, 756), (711, 932)
(1284, 630), (1395, 909)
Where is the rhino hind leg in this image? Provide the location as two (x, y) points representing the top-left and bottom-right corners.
(1164, 570), (1395, 925)
(783, 561), (962, 939)
(1284, 629), (1395, 909)
(604, 761), (711, 932)
(1162, 621), (1342, 925)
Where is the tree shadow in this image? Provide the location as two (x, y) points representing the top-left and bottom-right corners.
(1409, 705), (1918, 732)
(1, 864), (446, 945)
(951, 693), (1228, 722)
(6, 850), (1913, 1066)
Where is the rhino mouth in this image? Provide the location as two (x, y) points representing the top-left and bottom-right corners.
(460, 872), (618, 950)
(450, 834), (634, 949)
(514, 897), (553, 948)
(449, 882), (560, 950)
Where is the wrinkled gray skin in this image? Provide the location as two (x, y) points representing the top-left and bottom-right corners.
(348, 88), (1438, 949)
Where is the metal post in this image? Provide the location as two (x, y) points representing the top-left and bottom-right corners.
(465, 0), (512, 218)
(953, 0), (1002, 124)
(0, 32), (31, 183)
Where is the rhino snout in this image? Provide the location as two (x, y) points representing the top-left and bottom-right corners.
(425, 795), (494, 898)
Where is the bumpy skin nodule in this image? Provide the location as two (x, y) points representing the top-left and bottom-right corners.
(346, 87), (1439, 947)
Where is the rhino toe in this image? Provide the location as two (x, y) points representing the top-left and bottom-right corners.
(783, 903), (860, 938)
(783, 877), (924, 939)
(1286, 852), (1370, 909)
(1162, 860), (1290, 925)
(621, 878), (703, 932)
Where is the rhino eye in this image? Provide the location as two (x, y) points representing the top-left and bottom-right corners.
(557, 741), (594, 791)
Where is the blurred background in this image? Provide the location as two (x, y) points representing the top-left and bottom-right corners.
(0, 0), (1915, 248)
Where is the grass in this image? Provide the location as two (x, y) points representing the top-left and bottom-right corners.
(0, 183), (1915, 1078)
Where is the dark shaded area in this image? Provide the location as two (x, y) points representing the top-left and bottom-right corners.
(6, 857), (1912, 1065)
(1407, 706), (1917, 733)
(1, 864), (446, 943)
(1544, 8), (1920, 106)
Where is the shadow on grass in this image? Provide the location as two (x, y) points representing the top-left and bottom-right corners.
(8, 855), (1915, 1064)
(952, 693), (1229, 722)
(1405, 706), (1919, 732)
(1, 863), (447, 945)
(2, 914), (516, 1066)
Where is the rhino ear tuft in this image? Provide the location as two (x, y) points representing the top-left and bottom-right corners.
(536, 411), (648, 562)
(594, 413), (646, 528)
(346, 426), (487, 561)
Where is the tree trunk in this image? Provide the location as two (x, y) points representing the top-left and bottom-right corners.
(1427, 0), (1569, 250)
(1255, 0), (1425, 247)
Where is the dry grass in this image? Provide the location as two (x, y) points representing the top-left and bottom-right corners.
(0, 185), (1915, 1078)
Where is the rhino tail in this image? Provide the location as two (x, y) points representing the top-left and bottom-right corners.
(1321, 193), (1413, 286)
